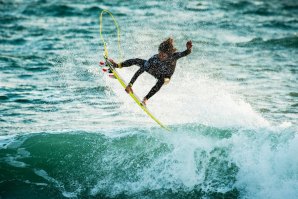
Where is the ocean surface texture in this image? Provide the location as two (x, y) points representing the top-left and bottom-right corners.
(1, 0), (297, 198)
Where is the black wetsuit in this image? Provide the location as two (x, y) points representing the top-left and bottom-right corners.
(120, 49), (191, 99)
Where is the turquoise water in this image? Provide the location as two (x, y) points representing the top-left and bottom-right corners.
(1, 0), (297, 198)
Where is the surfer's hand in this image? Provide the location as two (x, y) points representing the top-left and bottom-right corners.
(125, 85), (133, 94)
(108, 59), (118, 68)
(186, 40), (192, 50)
(142, 97), (148, 106)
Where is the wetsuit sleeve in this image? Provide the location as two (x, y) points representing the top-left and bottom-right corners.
(120, 58), (145, 68)
(173, 49), (191, 60)
(145, 78), (165, 100)
(129, 67), (145, 85)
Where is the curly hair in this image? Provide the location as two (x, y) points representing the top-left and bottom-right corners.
(158, 38), (177, 55)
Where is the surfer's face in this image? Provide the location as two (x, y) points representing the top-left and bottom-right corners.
(158, 52), (169, 61)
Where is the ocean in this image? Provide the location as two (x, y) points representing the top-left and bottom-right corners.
(0, 0), (297, 198)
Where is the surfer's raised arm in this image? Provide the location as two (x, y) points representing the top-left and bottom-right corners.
(173, 41), (192, 60)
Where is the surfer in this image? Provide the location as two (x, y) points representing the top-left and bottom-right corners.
(110, 38), (192, 105)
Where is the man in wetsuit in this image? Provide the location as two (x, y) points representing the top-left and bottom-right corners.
(110, 38), (192, 105)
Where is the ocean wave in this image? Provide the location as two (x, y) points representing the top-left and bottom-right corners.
(262, 19), (298, 29)
(236, 35), (298, 49)
(1, 126), (297, 198)
(0, 38), (27, 45)
(22, 3), (82, 17)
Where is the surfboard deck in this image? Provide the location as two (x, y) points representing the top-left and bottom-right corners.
(100, 56), (170, 131)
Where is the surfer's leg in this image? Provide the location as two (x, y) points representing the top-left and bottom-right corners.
(120, 59), (146, 68)
(144, 78), (165, 100)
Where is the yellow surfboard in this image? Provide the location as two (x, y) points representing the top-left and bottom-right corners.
(103, 57), (170, 131)
(99, 9), (170, 131)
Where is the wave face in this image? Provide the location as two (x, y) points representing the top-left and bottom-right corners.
(1, 127), (297, 199)
(0, 0), (297, 198)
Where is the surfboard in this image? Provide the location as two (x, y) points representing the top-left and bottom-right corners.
(101, 56), (170, 131)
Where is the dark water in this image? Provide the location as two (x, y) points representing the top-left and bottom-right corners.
(1, 0), (298, 198)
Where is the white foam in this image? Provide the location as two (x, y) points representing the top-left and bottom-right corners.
(3, 156), (28, 168)
(111, 63), (270, 130)
(90, 130), (235, 196)
(231, 128), (298, 199)
(0, 135), (16, 149)
(34, 169), (82, 198)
